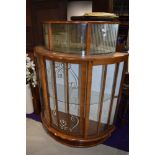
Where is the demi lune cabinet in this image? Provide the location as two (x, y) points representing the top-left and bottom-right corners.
(34, 21), (128, 147)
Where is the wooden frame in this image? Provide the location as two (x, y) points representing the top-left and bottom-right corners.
(34, 46), (128, 147)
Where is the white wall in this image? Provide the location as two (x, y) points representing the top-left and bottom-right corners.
(67, 1), (92, 21)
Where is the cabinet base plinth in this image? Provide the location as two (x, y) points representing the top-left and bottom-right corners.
(41, 113), (115, 147)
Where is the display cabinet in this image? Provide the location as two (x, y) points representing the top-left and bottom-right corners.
(34, 21), (128, 147)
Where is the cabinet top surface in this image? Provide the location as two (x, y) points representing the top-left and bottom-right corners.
(43, 21), (119, 24)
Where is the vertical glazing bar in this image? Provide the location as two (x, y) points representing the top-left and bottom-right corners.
(63, 63), (67, 113)
(65, 63), (69, 114)
(39, 57), (51, 125)
(36, 56), (45, 116)
(114, 61), (128, 122)
(65, 63), (70, 131)
(84, 62), (93, 138)
(48, 23), (52, 50)
(107, 63), (119, 126)
(34, 56), (42, 114)
(97, 65), (107, 135)
(79, 63), (87, 135)
(86, 23), (91, 55)
(52, 61), (60, 128)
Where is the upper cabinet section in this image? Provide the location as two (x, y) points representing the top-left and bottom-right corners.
(43, 23), (87, 55)
(43, 21), (119, 56)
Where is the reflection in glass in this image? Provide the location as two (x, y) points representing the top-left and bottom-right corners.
(100, 64), (116, 125)
(91, 24), (119, 54)
(89, 65), (103, 122)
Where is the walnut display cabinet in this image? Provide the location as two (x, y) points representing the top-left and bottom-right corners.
(34, 21), (128, 147)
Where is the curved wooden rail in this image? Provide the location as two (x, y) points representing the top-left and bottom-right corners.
(35, 46), (128, 64)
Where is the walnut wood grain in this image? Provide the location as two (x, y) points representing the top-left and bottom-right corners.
(38, 56), (51, 125)
(97, 65), (107, 135)
(34, 46), (128, 147)
(52, 61), (60, 128)
(35, 46), (128, 65)
(107, 63), (119, 126)
(79, 63), (87, 135)
(84, 62), (93, 138)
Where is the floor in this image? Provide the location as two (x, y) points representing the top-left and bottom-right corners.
(26, 118), (129, 155)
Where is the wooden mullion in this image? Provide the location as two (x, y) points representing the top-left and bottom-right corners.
(84, 62), (93, 138)
(33, 56), (42, 114)
(65, 63), (69, 114)
(39, 56), (51, 125)
(44, 59), (52, 125)
(52, 61), (60, 128)
(37, 56), (45, 116)
(79, 63), (87, 135)
(107, 63), (119, 126)
(97, 65), (107, 135)
(86, 23), (91, 56)
(64, 63), (70, 133)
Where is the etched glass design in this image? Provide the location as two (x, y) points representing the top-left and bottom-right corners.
(46, 60), (80, 133)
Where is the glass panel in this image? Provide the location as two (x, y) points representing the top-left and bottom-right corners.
(55, 62), (66, 113)
(68, 64), (80, 135)
(115, 62), (124, 96)
(89, 65), (103, 122)
(88, 65), (103, 136)
(101, 64), (116, 125)
(46, 60), (81, 135)
(54, 62), (80, 135)
(88, 64), (118, 136)
(45, 60), (57, 126)
(68, 64), (79, 116)
(109, 98), (118, 125)
(43, 24), (49, 48)
(37, 58), (44, 114)
(50, 24), (86, 54)
(90, 24), (119, 54)
(109, 61), (124, 125)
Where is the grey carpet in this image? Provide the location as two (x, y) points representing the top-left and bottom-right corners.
(26, 118), (128, 155)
